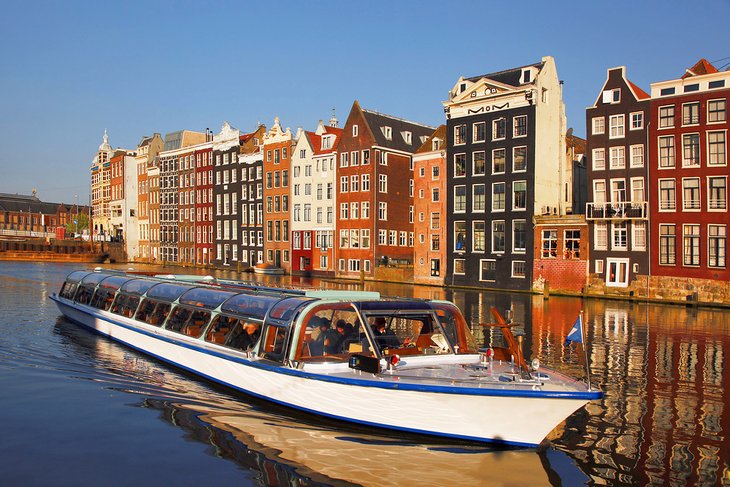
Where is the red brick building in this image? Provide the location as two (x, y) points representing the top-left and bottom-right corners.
(532, 215), (589, 293)
(194, 142), (213, 265)
(649, 59), (728, 290)
(413, 125), (448, 284)
(335, 101), (434, 279)
(262, 118), (293, 271)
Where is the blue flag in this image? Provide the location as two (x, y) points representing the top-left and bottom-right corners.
(564, 315), (583, 346)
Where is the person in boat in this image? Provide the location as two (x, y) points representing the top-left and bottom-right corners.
(227, 321), (261, 351)
(372, 317), (400, 349)
(311, 319), (340, 356)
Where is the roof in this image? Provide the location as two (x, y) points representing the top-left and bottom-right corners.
(627, 80), (650, 100)
(681, 58), (719, 79)
(415, 125), (447, 154)
(0, 193), (80, 214)
(360, 107), (435, 153)
(306, 125), (343, 156)
(566, 133), (586, 153)
(465, 61), (545, 87)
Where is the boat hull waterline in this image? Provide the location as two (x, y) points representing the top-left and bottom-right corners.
(52, 296), (599, 447)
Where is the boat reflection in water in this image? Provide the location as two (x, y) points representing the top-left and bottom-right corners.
(54, 316), (587, 487)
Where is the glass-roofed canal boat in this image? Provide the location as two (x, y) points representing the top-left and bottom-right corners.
(50, 269), (602, 447)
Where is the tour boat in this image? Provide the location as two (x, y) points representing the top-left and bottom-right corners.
(50, 269), (602, 447)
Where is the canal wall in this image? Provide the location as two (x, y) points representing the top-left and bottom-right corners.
(0, 238), (106, 263)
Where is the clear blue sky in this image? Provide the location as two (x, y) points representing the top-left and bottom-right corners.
(1, 0), (728, 204)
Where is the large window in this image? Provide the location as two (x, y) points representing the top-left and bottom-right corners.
(708, 177), (727, 210)
(709, 225), (727, 268)
(513, 146), (527, 172)
(606, 259), (629, 287)
(454, 124), (466, 145)
(492, 221), (505, 253)
(682, 133), (700, 167)
(480, 260), (496, 281)
(472, 184), (485, 212)
(473, 221), (486, 252)
(659, 224), (676, 265)
(592, 117), (605, 135)
(630, 145), (644, 168)
(513, 181), (527, 210)
(473, 122), (486, 142)
(513, 115), (527, 137)
(492, 149), (506, 174)
(659, 136), (675, 168)
(612, 222), (628, 250)
(492, 183), (505, 211)
(682, 102), (700, 125)
(609, 114), (625, 138)
(473, 151), (486, 175)
(565, 230), (580, 258)
(512, 261), (526, 278)
(708, 131), (726, 166)
(592, 148), (606, 171)
(594, 222), (608, 251)
(492, 118), (506, 140)
(683, 224), (700, 266)
(513, 220), (526, 253)
(630, 112), (644, 130)
(633, 222), (647, 251)
(682, 178), (701, 211)
(659, 179), (676, 211)
(454, 185), (466, 212)
(541, 230), (557, 258)
(609, 147), (625, 169)
(708, 99), (727, 123)
(454, 221), (466, 251)
(659, 105), (675, 128)
(454, 154), (466, 177)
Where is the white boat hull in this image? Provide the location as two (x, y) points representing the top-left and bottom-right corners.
(53, 296), (595, 447)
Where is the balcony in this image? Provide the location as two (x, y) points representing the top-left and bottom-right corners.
(586, 201), (648, 220)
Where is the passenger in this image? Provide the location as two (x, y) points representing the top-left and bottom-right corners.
(309, 320), (332, 356)
(227, 321), (260, 351)
(372, 317), (400, 349)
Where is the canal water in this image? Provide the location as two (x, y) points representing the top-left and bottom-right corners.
(0, 262), (727, 486)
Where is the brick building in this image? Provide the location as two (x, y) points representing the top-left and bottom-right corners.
(262, 118), (294, 271)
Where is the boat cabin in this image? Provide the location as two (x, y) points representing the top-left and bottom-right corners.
(58, 271), (478, 366)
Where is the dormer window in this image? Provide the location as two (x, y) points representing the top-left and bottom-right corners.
(522, 69), (531, 83)
(419, 135), (428, 145)
(402, 131), (412, 144)
(432, 138), (442, 151)
(353, 125), (359, 137)
(382, 126), (392, 140)
(460, 83), (467, 92)
(322, 136), (332, 150)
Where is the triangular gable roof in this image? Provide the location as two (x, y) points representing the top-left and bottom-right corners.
(682, 58), (718, 79)
(590, 66), (649, 107)
(627, 80), (650, 100)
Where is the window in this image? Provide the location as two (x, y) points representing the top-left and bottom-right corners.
(454, 185), (466, 212)
(659, 179), (676, 211)
(362, 149), (370, 165)
(541, 230), (557, 258)
(594, 222), (608, 251)
(511, 261), (526, 278)
(592, 148), (606, 170)
(609, 114), (625, 138)
(627, 144), (645, 168)
(492, 221), (505, 253)
(682, 102), (700, 125)
(609, 147), (625, 169)
(513, 115), (527, 137)
(565, 230), (580, 258)
(352, 124), (358, 137)
(708, 99), (727, 123)
(513, 220), (526, 253)
(633, 222), (646, 251)
(592, 117), (605, 135)
(611, 179), (626, 203)
(473, 122), (486, 142)
(473, 151), (486, 175)
(492, 182), (505, 211)
(454, 154), (466, 177)
(480, 260), (496, 281)
(432, 188), (440, 202)
(631, 177), (645, 203)
(431, 213), (440, 230)
(513, 181), (527, 210)
(708, 225), (727, 268)
(340, 152), (349, 167)
(709, 80), (726, 90)
(683, 224), (700, 266)
(595, 260), (604, 274)
(606, 258), (629, 287)
(348, 259), (361, 272)
(378, 174), (387, 193)
(472, 184), (485, 212)
(513, 146), (527, 172)
(659, 105), (675, 128)
(492, 118), (506, 140)
(682, 134), (700, 167)
(492, 148), (506, 174)
(378, 202), (387, 220)
(432, 165), (440, 179)
(612, 222), (628, 250)
(659, 224), (677, 265)
(430, 259), (441, 277)
(593, 180), (606, 204)
(659, 136), (675, 168)
(473, 221), (486, 252)
(431, 235), (440, 251)
(630, 112), (644, 130)
(708, 131), (726, 166)
(454, 221), (466, 251)
(682, 178), (701, 211)
(708, 176), (727, 210)
(340, 176), (348, 193)
(454, 124), (466, 145)
(453, 259), (466, 275)
(361, 174), (370, 191)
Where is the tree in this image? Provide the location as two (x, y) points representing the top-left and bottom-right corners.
(65, 212), (89, 235)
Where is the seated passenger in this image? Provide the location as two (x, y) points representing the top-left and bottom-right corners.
(372, 317), (400, 349)
(227, 321), (260, 351)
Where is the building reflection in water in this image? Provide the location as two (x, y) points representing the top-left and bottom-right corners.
(453, 292), (729, 486)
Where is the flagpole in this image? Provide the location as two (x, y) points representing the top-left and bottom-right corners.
(580, 310), (591, 391)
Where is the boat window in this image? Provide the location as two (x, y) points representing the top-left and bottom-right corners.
(361, 311), (451, 357)
(145, 283), (194, 302)
(165, 306), (210, 338)
(205, 314), (262, 352)
(110, 293), (141, 318)
(179, 287), (237, 310)
(65, 270), (92, 283)
(74, 273), (110, 305)
(260, 324), (289, 361)
(220, 294), (279, 320)
(430, 303), (477, 354)
(135, 298), (172, 327)
(89, 288), (116, 311)
(295, 304), (375, 362)
(98, 276), (132, 291)
(120, 279), (158, 296)
(268, 297), (314, 322)
(60, 271), (91, 297)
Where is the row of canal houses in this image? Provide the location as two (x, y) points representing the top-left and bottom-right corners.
(89, 56), (729, 303)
